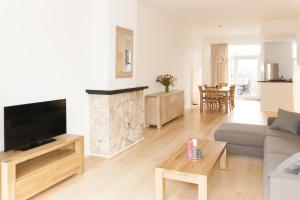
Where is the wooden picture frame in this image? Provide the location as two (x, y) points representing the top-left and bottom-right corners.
(116, 26), (134, 78)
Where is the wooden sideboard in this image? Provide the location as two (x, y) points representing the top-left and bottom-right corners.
(145, 90), (184, 128)
(0, 134), (84, 200)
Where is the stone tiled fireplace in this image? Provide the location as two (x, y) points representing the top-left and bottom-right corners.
(86, 86), (148, 158)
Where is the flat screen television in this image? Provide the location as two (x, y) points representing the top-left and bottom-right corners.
(4, 99), (66, 151)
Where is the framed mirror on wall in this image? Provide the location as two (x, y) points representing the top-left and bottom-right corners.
(116, 26), (133, 78)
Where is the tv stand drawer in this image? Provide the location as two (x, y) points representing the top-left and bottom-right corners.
(16, 153), (80, 200)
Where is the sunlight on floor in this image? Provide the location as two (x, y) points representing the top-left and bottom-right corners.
(227, 99), (276, 125)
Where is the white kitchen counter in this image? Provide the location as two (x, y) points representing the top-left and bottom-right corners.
(259, 82), (294, 112)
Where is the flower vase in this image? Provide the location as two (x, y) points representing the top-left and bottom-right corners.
(165, 85), (170, 93)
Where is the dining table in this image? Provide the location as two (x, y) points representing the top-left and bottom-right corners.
(199, 86), (231, 113)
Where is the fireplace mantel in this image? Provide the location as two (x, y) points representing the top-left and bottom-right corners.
(86, 86), (148, 95)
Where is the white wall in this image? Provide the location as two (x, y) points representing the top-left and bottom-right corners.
(89, 0), (109, 90)
(0, 0), (95, 152)
(107, 0), (138, 89)
(170, 29), (204, 108)
(88, 0), (139, 90)
(262, 19), (298, 34)
(137, 3), (175, 95)
(264, 42), (295, 79)
(137, 2), (203, 108)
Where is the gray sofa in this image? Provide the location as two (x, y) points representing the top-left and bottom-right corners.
(214, 119), (300, 200)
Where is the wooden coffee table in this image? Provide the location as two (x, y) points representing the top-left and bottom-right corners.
(155, 140), (227, 200)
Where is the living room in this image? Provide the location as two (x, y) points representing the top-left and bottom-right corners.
(1, 0), (300, 199)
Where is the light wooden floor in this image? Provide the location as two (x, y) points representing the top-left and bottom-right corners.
(33, 100), (274, 200)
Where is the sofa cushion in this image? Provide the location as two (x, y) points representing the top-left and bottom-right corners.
(276, 152), (300, 175)
(270, 109), (300, 135)
(266, 128), (292, 138)
(227, 143), (263, 157)
(264, 152), (290, 178)
(267, 117), (277, 126)
(264, 134), (300, 155)
(214, 123), (266, 147)
(264, 152), (290, 200)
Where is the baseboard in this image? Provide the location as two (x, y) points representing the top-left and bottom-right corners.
(89, 137), (145, 159)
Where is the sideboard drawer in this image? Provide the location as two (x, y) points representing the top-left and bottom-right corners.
(167, 94), (179, 121)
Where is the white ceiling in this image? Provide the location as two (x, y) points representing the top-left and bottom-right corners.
(141, 0), (300, 35)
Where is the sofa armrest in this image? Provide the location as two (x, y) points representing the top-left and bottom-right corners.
(268, 171), (300, 200)
(267, 117), (276, 126)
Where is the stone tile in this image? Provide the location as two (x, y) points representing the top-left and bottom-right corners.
(89, 91), (144, 157)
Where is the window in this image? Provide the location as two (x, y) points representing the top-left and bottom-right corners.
(229, 44), (261, 98)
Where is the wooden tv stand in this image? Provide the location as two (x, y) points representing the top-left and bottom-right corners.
(0, 134), (84, 200)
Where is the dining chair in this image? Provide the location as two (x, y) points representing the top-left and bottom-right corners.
(205, 87), (220, 112)
(218, 85), (235, 112)
(216, 83), (227, 100)
(229, 85), (236, 111)
(199, 86), (207, 105)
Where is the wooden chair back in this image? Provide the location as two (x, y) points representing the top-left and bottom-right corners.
(199, 85), (208, 101)
(206, 87), (218, 101)
(198, 85), (203, 91)
(230, 85), (236, 99)
(217, 83), (228, 87)
(229, 85), (236, 111)
(204, 85), (216, 90)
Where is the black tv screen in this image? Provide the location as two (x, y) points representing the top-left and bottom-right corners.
(4, 99), (66, 151)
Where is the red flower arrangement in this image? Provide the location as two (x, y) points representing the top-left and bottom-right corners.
(156, 74), (177, 92)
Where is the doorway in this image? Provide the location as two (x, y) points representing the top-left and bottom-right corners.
(229, 45), (260, 99)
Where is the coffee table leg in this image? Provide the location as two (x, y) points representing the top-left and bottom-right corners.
(155, 168), (165, 200)
(220, 148), (227, 170)
(198, 176), (207, 200)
